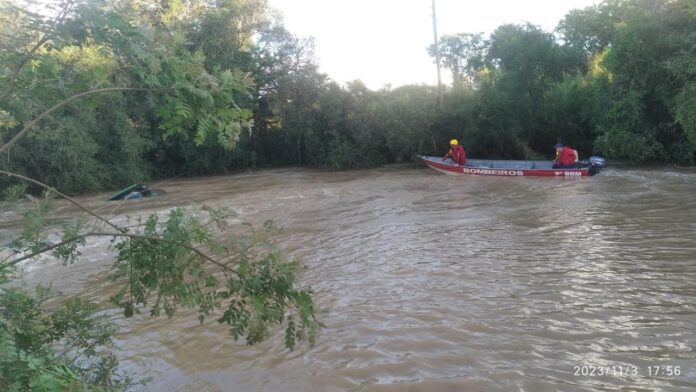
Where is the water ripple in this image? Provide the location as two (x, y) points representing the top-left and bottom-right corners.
(13, 166), (696, 391)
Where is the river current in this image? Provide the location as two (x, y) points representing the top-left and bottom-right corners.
(7, 164), (696, 391)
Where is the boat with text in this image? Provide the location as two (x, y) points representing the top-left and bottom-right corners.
(418, 155), (606, 177)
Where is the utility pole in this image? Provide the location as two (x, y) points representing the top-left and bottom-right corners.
(431, 0), (443, 107)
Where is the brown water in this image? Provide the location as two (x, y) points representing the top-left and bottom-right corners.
(8, 165), (696, 391)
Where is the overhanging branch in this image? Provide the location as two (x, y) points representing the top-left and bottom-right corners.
(0, 170), (123, 232)
(7, 231), (239, 277)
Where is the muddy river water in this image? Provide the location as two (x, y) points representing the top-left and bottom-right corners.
(7, 164), (696, 391)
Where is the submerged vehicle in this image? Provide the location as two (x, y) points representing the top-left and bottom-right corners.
(419, 155), (606, 177)
(107, 184), (166, 201)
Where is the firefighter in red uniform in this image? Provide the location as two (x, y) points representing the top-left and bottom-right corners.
(442, 139), (467, 165)
(553, 143), (579, 168)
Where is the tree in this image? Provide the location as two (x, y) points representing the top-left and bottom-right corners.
(250, 23), (326, 165)
(589, 0), (696, 162)
(428, 33), (487, 88)
(0, 0), (258, 192)
(478, 23), (585, 154)
(557, 3), (618, 55)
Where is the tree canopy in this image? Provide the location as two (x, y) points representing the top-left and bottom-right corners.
(2, 0), (695, 197)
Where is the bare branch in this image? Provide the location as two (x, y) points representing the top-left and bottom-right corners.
(7, 231), (239, 277)
(7, 236), (80, 266)
(0, 170), (123, 232)
(1, 169), (239, 274)
(90, 231), (234, 272)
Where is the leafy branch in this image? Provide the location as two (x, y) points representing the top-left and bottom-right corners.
(0, 0), (76, 103)
(2, 170), (321, 350)
(0, 169), (122, 232)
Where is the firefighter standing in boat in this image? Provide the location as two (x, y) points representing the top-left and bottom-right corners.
(442, 139), (467, 166)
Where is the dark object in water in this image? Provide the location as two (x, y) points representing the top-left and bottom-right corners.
(108, 184), (166, 201)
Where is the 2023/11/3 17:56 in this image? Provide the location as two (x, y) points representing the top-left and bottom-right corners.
(573, 365), (682, 377)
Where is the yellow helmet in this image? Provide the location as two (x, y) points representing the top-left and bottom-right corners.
(450, 139), (459, 146)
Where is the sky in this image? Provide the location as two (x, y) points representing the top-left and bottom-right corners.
(267, 0), (599, 89)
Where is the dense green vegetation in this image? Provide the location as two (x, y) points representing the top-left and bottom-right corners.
(1, 0), (694, 196)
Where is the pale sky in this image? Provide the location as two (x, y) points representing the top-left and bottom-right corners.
(267, 0), (599, 89)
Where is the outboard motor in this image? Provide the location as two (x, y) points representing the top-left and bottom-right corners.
(587, 156), (606, 176)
